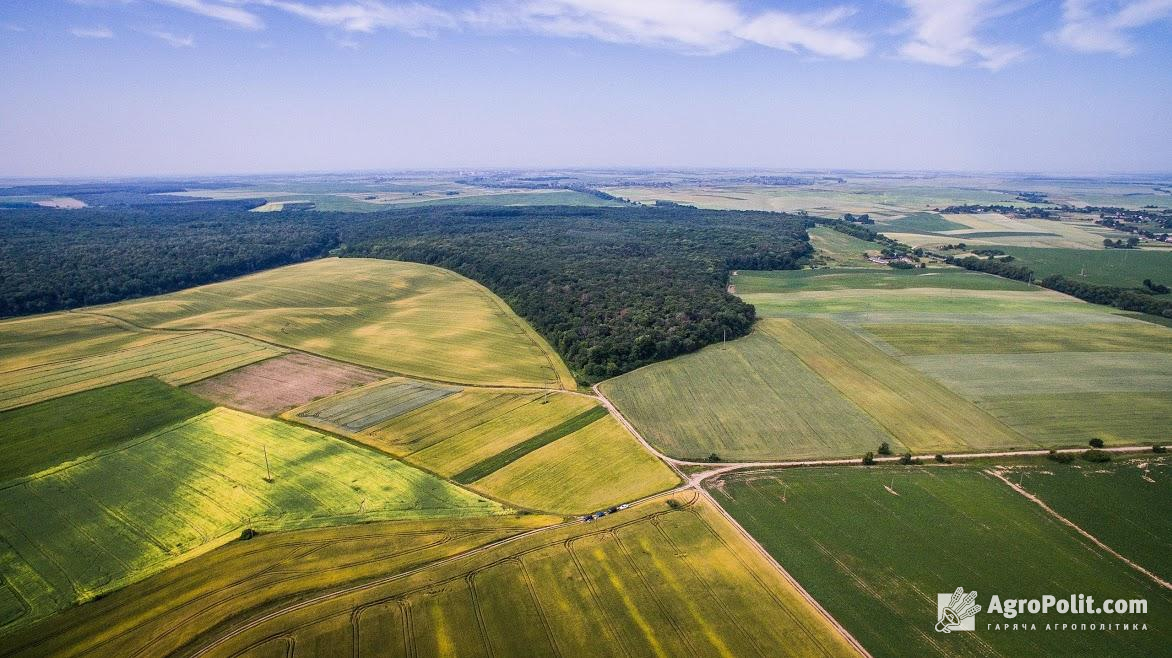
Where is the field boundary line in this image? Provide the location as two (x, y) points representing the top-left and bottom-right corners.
(696, 487), (872, 658)
(985, 468), (1171, 591)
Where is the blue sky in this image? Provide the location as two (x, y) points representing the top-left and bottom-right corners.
(1, 1), (1170, 177)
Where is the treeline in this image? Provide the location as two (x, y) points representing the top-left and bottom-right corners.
(949, 256), (1172, 318)
(335, 205), (811, 382)
(0, 201), (338, 316)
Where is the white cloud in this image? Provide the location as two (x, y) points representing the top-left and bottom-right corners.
(143, 28), (196, 46)
(149, 0), (264, 30)
(897, 0), (1027, 70)
(69, 26), (116, 38)
(466, 0), (868, 58)
(1051, 0), (1172, 55)
(252, 1), (457, 35)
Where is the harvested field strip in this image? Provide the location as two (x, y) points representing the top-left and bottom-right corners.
(183, 352), (383, 416)
(862, 321), (1172, 355)
(758, 318), (1028, 453)
(975, 392), (1172, 445)
(473, 415), (681, 514)
(0, 332), (283, 410)
(0, 378), (213, 483)
(0, 408), (507, 630)
(294, 378), (459, 432)
(453, 406), (610, 484)
(905, 352), (1172, 396)
(1, 495), (857, 657)
(711, 467), (1172, 657)
(366, 391), (598, 478)
(599, 331), (897, 461)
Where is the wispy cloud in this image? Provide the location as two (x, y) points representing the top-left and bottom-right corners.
(255, 0), (457, 36)
(465, 0), (869, 59)
(69, 25), (116, 39)
(149, 0), (264, 30)
(142, 28), (196, 46)
(1050, 0), (1172, 55)
(2, 23), (27, 32)
(896, 0), (1027, 70)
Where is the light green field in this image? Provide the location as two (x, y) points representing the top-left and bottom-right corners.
(876, 212), (967, 232)
(0, 378), (213, 483)
(905, 352), (1172, 396)
(97, 258), (575, 389)
(0, 313), (172, 373)
(863, 321), (1172, 355)
(2, 494), (857, 658)
(734, 268), (1037, 294)
(0, 407), (506, 630)
(806, 226), (885, 268)
(759, 319), (1028, 453)
(1005, 457), (1172, 583)
(712, 467), (1172, 657)
(600, 331), (897, 461)
(976, 393), (1172, 445)
(999, 246), (1172, 288)
(472, 414), (680, 514)
(0, 331), (283, 411)
(744, 287), (1106, 318)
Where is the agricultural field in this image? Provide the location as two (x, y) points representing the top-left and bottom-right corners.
(711, 466), (1172, 657)
(998, 246), (1172, 288)
(743, 286), (1109, 319)
(599, 331), (897, 461)
(975, 393), (1172, 445)
(0, 331), (283, 411)
(0, 494), (858, 658)
(183, 352), (383, 416)
(0, 407), (507, 630)
(999, 456), (1172, 583)
(0, 378), (212, 482)
(295, 385), (678, 514)
(862, 321), (1172, 355)
(733, 268), (1037, 294)
(805, 226), (886, 268)
(0, 312), (171, 372)
(96, 258), (575, 389)
(874, 212), (968, 233)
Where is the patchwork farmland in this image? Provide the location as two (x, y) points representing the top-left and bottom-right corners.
(0, 495), (857, 658)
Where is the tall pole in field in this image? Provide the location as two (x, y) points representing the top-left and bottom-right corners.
(264, 446), (272, 482)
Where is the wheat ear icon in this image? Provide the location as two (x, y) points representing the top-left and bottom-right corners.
(936, 587), (980, 632)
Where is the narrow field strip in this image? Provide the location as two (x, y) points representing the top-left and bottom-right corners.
(293, 378), (459, 432)
(453, 406), (609, 484)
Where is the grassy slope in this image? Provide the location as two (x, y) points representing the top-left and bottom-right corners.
(735, 268), (1037, 294)
(806, 226), (886, 268)
(0, 408), (507, 630)
(1008, 457), (1171, 583)
(1000, 246), (1172, 288)
(472, 414), (680, 514)
(0, 332), (283, 411)
(1, 494), (856, 658)
(600, 331), (897, 461)
(0, 378), (212, 483)
(711, 467), (1172, 657)
(97, 258), (575, 389)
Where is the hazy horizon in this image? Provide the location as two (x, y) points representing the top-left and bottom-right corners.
(3, 1), (1171, 177)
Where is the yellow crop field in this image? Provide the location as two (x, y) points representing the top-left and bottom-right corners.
(0, 332), (283, 411)
(473, 414), (681, 514)
(0, 494), (857, 658)
(759, 318), (1029, 453)
(0, 312), (171, 373)
(97, 258), (575, 389)
(0, 407), (508, 630)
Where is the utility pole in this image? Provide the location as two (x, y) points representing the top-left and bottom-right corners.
(264, 446), (273, 482)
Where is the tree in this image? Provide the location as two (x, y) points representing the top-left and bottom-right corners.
(1127, 236), (1140, 248)
(862, 451), (875, 466)
(934, 454), (948, 463)
(707, 452), (721, 463)
(877, 442), (892, 456)
(899, 453), (920, 465)
(1088, 438), (1104, 448)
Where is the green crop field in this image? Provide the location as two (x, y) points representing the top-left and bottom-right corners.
(0, 313), (172, 373)
(1, 494), (856, 657)
(0, 378), (212, 482)
(711, 467), (1172, 657)
(862, 321), (1172, 355)
(600, 331), (897, 461)
(975, 392), (1172, 445)
(0, 331), (283, 411)
(999, 246), (1172, 288)
(293, 377), (459, 432)
(97, 258), (575, 389)
(472, 414), (680, 514)
(0, 407), (507, 630)
(806, 227), (886, 268)
(876, 212), (969, 233)
(1005, 457), (1172, 583)
(744, 287), (1107, 318)
(759, 319), (1028, 453)
(905, 352), (1172, 396)
(734, 268), (1037, 294)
